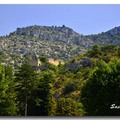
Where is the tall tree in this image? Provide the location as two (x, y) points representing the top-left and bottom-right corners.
(15, 62), (38, 116)
(0, 64), (17, 116)
(34, 70), (56, 116)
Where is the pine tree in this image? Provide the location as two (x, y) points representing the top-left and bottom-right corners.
(34, 70), (56, 116)
(15, 62), (38, 116)
(0, 64), (17, 116)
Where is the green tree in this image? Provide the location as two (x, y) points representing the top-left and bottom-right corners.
(81, 60), (120, 116)
(63, 81), (77, 95)
(34, 70), (56, 116)
(56, 98), (84, 116)
(15, 62), (38, 116)
(0, 64), (17, 116)
(87, 44), (102, 57)
(117, 46), (120, 57)
(40, 56), (48, 63)
(101, 44), (117, 53)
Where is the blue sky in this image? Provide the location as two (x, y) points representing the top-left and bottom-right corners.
(0, 4), (120, 36)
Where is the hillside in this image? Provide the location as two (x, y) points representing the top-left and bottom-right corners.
(54, 44), (120, 98)
(11, 25), (93, 47)
(55, 44), (120, 116)
(1, 25), (120, 68)
(85, 26), (120, 45)
(13, 25), (120, 47)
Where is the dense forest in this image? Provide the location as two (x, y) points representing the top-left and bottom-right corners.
(1, 44), (120, 116)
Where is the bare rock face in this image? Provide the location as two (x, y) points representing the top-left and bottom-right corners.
(65, 57), (93, 72)
(9, 25), (120, 48)
(84, 26), (120, 46)
(13, 25), (93, 48)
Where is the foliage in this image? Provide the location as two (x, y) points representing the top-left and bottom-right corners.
(117, 47), (120, 57)
(0, 64), (17, 115)
(15, 62), (38, 116)
(1, 43), (120, 116)
(56, 98), (84, 116)
(101, 44), (117, 53)
(40, 56), (48, 63)
(34, 70), (56, 116)
(81, 60), (120, 116)
(63, 81), (78, 95)
(87, 44), (102, 57)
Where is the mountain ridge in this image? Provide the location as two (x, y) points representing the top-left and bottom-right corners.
(1, 25), (120, 68)
(9, 25), (120, 46)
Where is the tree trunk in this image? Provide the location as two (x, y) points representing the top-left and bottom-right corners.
(25, 91), (27, 116)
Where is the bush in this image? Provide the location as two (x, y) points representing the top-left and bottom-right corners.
(40, 56), (48, 63)
(56, 98), (84, 116)
(63, 82), (77, 94)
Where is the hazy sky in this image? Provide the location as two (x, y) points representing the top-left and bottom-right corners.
(0, 4), (120, 36)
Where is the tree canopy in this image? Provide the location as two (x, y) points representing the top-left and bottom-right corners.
(81, 60), (120, 116)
